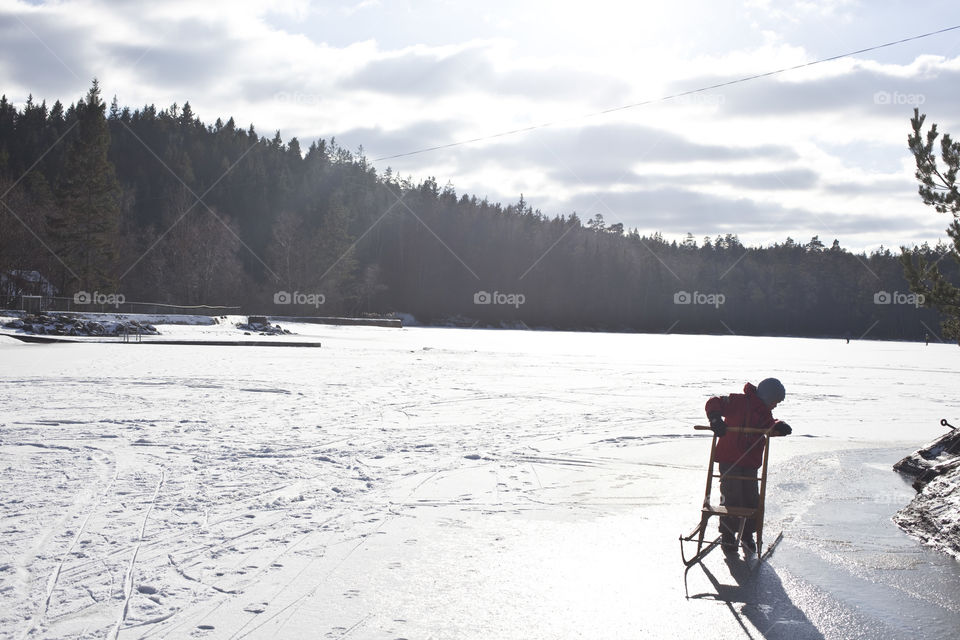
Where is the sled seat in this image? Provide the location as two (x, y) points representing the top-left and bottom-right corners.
(702, 505), (756, 518)
(709, 473), (758, 481)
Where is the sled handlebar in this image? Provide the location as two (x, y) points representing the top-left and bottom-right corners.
(694, 425), (785, 436)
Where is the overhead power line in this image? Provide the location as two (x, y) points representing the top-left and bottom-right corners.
(372, 24), (960, 163)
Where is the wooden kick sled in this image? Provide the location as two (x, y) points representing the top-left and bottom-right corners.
(679, 425), (783, 566)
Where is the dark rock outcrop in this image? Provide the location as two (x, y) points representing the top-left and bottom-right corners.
(235, 317), (291, 336)
(893, 422), (960, 558)
(3, 313), (159, 337)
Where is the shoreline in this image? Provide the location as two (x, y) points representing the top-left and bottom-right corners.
(3, 309), (954, 343)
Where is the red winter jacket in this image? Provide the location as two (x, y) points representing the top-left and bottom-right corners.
(704, 382), (781, 469)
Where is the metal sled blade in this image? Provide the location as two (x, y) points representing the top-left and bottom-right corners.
(679, 532), (723, 567)
(760, 530), (784, 561)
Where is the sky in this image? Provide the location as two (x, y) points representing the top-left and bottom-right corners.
(2, 0), (960, 251)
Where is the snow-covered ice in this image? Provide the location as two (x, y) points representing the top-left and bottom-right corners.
(1, 325), (958, 639)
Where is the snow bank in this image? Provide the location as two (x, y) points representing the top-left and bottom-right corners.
(893, 425), (960, 558)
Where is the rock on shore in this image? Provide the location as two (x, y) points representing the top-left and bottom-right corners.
(3, 313), (160, 337)
(893, 425), (960, 558)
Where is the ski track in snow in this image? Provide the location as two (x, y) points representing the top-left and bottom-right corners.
(17, 460), (119, 640)
(1, 325), (959, 639)
(109, 469), (164, 640)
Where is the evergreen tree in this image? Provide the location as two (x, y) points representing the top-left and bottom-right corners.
(0, 95), (15, 174)
(48, 79), (122, 293)
(902, 108), (960, 343)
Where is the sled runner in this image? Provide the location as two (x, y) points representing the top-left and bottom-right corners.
(679, 425), (781, 566)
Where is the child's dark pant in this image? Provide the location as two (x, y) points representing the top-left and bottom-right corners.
(718, 463), (759, 539)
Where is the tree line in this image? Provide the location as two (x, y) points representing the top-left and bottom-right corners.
(0, 80), (954, 342)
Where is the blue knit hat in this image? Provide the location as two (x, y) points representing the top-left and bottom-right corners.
(757, 378), (785, 407)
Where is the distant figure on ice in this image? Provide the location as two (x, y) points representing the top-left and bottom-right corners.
(705, 378), (792, 553)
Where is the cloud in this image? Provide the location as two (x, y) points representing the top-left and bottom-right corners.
(689, 57), (960, 119)
(554, 186), (932, 240)
(340, 45), (490, 96)
(824, 176), (913, 195)
(339, 41), (629, 103)
(744, 0), (859, 24)
(0, 8), (88, 94)
(721, 168), (819, 190)
(567, 168), (821, 192)
(431, 122), (798, 174)
(106, 41), (229, 91)
(335, 119), (467, 161)
(560, 187), (790, 232)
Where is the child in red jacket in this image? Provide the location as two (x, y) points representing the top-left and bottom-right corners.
(705, 378), (792, 552)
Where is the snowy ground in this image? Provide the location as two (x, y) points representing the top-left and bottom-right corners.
(0, 324), (958, 639)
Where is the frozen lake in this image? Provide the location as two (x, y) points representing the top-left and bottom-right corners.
(1, 326), (958, 639)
